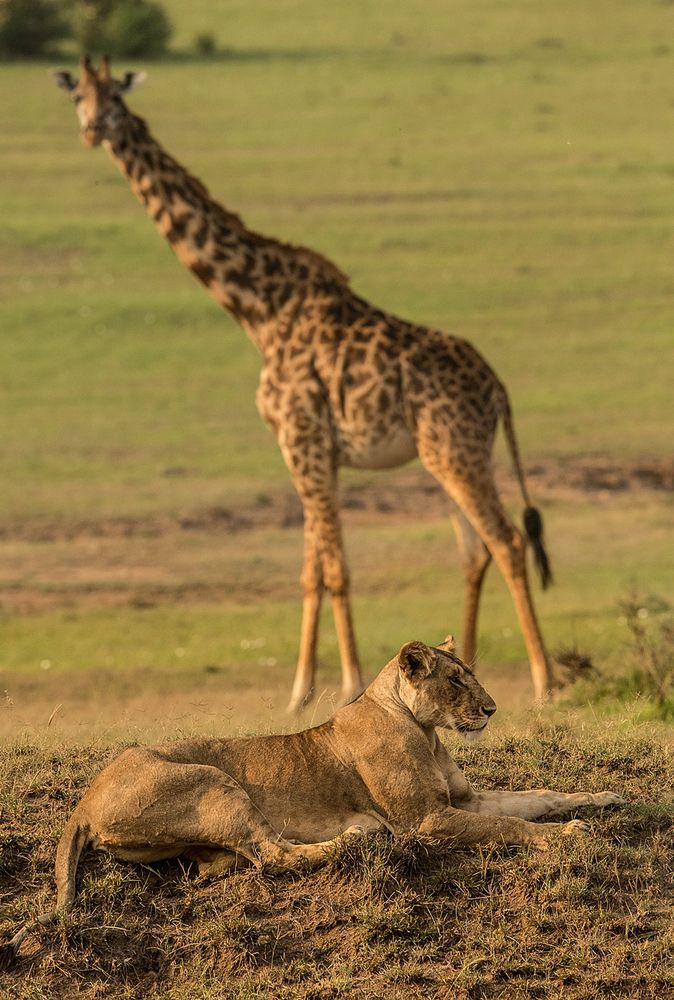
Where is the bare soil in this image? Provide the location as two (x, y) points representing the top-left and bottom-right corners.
(1, 455), (672, 616)
(1, 454), (671, 743)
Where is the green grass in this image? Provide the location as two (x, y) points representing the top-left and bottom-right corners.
(2, 497), (672, 676)
(1, 0), (674, 520)
(1, 487), (672, 748)
(1, 0), (673, 715)
(1, 0), (672, 697)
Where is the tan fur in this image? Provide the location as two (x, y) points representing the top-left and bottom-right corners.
(0, 639), (622, 967)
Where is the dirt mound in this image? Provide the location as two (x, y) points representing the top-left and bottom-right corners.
(1, 455), (671, 545)
(0, 735), (671, 999)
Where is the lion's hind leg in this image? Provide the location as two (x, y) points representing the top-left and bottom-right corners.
(130, 762), (361, 872)
(184, 846), (252, 879)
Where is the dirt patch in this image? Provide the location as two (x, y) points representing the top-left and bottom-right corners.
(1, 455), (672, 545)
(0, 454), (671, 617)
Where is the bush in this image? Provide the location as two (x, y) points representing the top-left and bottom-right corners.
(71, 0), (172, 58)
(193, 31), (216, 57)
(70, 0), (111, 54)
(560, 591), (674, 721)
(0, 0), (68, 57)
(103, 0), (171, 57)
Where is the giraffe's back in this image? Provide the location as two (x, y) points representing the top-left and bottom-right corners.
(305, 287), (501, 470)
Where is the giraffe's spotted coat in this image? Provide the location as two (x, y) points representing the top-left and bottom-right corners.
(54, 57), (554, 709)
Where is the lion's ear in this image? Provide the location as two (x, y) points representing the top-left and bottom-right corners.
(437, 635), (456, 654)
(398, 641), (435, 680)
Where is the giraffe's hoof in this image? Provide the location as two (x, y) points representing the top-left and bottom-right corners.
(286, 690), (314, 715)
(338, 685), (365, 708)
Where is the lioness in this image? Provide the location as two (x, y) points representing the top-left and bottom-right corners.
(0, 639), (622, 967)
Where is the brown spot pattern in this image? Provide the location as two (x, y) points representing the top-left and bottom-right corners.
(102, 97), (554, 708)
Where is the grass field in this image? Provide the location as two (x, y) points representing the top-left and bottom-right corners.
(2, 0), (674, 525)
(0, 0), (673, 995)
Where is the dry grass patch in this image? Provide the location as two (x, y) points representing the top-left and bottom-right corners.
(0, 731), (671, 999)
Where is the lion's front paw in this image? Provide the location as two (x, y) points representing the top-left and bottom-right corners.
(562, 819), (590, 836)
(342, 824), (366, 839)
(531, 818), (589, 849)
(591, 791), (625, 807)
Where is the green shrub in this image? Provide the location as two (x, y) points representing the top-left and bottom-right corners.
(71, 0), (172, 58)
(70, 0), (111, 54)
(193, 31), (216, 57)
(0, 0), (68, 57)
(561, 592), (674, 721)
(102, 0), (171, 57)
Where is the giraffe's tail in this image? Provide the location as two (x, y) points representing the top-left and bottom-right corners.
(496, 384), (553, 590)
(0, 815), (89, 969)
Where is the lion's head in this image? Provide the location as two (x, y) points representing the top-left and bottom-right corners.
(396, 638), (496, 736)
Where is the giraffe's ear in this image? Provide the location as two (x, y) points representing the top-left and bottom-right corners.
(52, 70), (77, 91)
(118, 71), (147, 94)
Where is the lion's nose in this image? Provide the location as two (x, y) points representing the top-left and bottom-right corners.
(480, 704), (496, 718)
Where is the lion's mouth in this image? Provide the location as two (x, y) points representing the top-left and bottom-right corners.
(454, 722), (489, 744)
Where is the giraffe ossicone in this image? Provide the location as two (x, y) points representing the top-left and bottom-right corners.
(54, 56), (555, 707)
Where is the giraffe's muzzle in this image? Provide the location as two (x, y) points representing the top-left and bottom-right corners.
(81, 124), (104, 147)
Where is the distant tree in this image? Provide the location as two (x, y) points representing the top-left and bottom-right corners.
(193, 31), (216, 57)
(70, 0), (112, 54)
(0, 0), (69, 57)
(71, 0), (172, 58)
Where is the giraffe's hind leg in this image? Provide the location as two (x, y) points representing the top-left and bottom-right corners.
(421, 448), (553, 702)
(447, 501), (492, 666)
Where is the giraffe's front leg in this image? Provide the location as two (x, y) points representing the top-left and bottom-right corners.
(447, 502), (492, 665)
(287, 512), (324, 713)
(290, 486), (364, 710)
(277, 395), (364, 712)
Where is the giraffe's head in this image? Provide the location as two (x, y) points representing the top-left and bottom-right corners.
(53, 55), (145, 147)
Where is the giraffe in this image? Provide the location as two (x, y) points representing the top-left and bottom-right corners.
(53, 57), (555, 709)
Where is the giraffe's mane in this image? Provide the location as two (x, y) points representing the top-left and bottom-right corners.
(253, 232), (350, 286)
(129, 112), (350, 288)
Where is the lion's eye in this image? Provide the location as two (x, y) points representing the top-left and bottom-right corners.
(450, 676), (465, 689)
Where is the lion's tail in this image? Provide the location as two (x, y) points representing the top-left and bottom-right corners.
(495, 382), (552, 590)
(0, 814), (89, 970)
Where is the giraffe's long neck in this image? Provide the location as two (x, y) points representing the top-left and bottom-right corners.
(105, 112), (344, 350)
